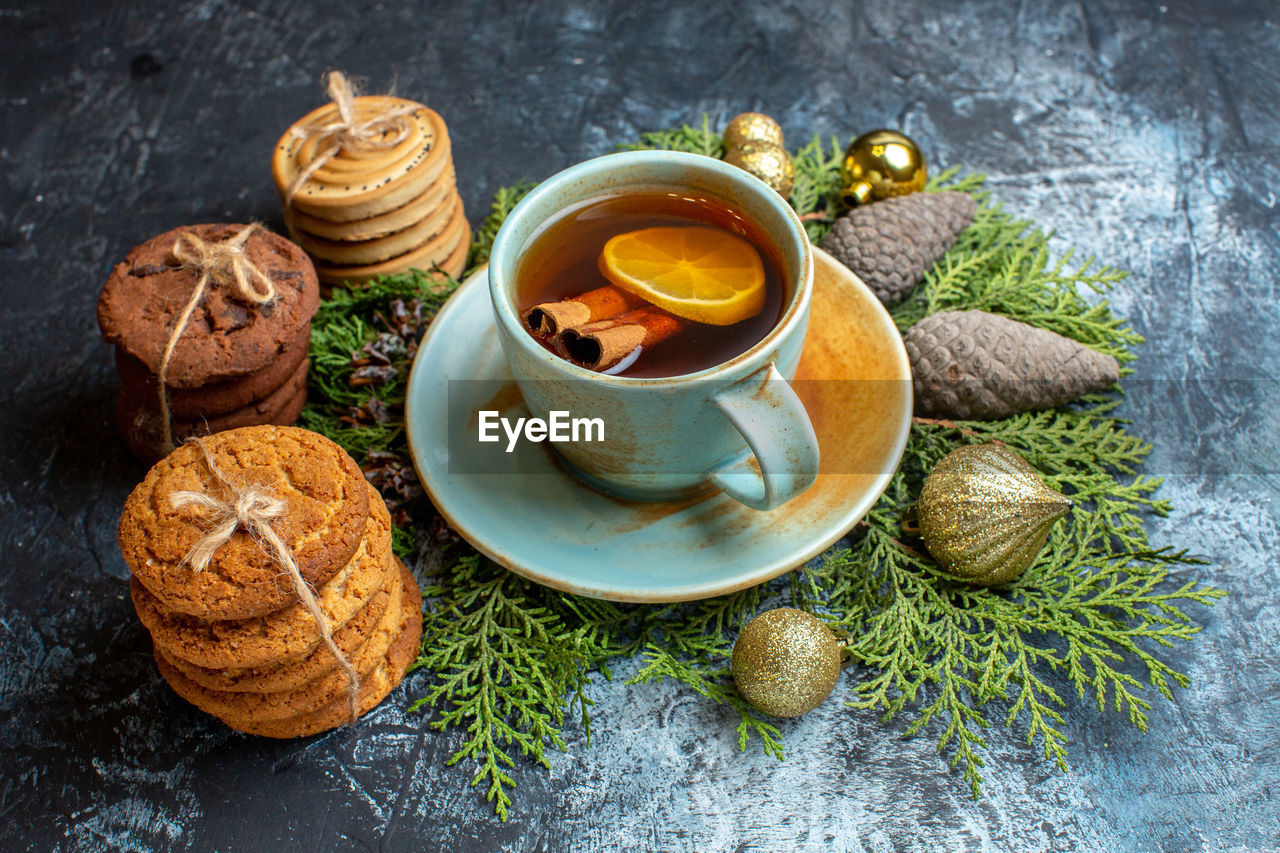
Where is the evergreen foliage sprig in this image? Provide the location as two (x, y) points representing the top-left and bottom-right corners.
(408, 553), (621, 818)
(302, 269), (455, 457)
(304, 118), (1224, 818)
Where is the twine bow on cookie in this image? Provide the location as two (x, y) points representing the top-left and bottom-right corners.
(170, 483), (285, 573)
(154, 223), (278, 454)
(171, 226), (277, 305)
(169, 439), (361, 725)
(282, 70), (421, 207)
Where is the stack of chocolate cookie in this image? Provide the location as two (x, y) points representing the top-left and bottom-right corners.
(272, 93), (469, 287)
(97, 223), (320, 464)
(119, 425), (422, 738)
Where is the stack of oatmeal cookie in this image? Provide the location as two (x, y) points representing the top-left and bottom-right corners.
(118, 425), (421, 738)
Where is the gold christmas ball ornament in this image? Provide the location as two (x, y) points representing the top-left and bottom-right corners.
(917, 443), (1072, 586)
(723, 141), (795, 198)
(840, 129), (927, 207)
(731, 608), (844, 718)
(723, 112), (785, 150)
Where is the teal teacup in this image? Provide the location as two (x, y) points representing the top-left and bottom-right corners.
(488, 150), (818, 510)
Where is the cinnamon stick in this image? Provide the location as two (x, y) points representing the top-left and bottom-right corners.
(555, 307), (685, 372)
(523, 285), (646, 336)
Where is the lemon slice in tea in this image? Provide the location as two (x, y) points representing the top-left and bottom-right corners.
(599, 226), (766, 326)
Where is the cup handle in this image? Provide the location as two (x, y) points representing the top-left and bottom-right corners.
(708, 363), (820, 511)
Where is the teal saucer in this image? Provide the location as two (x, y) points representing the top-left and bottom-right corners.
(404, 247), (912, 603)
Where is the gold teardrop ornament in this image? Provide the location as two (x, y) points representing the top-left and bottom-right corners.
(723, 141), (794, 198)
(731, 608), (844, 718)
(840, 128), (926, 207)
(917, 443), (1072, 586)
(723, 112), (785, 150)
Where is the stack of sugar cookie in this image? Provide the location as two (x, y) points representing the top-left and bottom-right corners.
(273, 92), (469, 287)
(118, 425), (422, 738)
(97, 223), (320, 464)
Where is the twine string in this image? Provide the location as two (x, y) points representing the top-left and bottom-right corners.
(169, 439), (361, 724)
(154, 224), (277, 454)
(282, 70), (422, 208)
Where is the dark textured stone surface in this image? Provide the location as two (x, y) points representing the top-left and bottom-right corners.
(2, 1), (1278, 850)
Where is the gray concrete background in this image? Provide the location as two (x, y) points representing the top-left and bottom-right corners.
(1, 1), (1277, 850)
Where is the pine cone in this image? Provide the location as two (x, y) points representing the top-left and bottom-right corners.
(821, 191), (976, 307)
(905, 310), (1121, 419)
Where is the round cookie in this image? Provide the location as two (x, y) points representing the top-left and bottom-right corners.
(115, 363), (309, 466)
(155, 558), (411, 722)
(117, 383), (308, 467)
(114, 320), (312, 418)
(312, 206), (469, 286)
(289, 192), (462, 266)
(120, 351), (309, 422)
(156, 564), (396, 693)
(230, 568), (422, 739)
(119, 425), (372, 620)
(273, 98), (452, 222)
(98, 224), (320, 389)
(289, 165), (456, 243)
(132, 483), (391, 664)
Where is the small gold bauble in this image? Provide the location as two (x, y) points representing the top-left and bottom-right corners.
(918, 443), (1072, 586)
(840, 129), (927, 207)
(723, 141), (795, 198)
(731, 608), (844, 718)
(723, 112), (785, 150)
